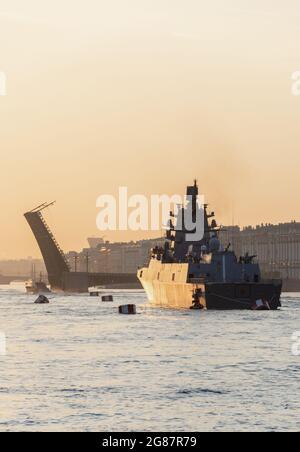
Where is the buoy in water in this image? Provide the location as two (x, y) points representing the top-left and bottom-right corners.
(102, 295), (114, 302)
(251, 299), (271, 311)
(35, 295), (50, 304)
(119, 304), (136, 315)
(190, 289), (204, 310)
(190, 302), (204, 310)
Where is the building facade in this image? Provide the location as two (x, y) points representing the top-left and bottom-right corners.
(3, 222), (300, 288)
(65, 223), (300, 280)
(65, 238), (164, 275)
(220, 222), (300, 280)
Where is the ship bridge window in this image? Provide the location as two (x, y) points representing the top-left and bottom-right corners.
(157, 272), (160, 280)
(172, 273), (176, 281)
(140, 271), (143, 278)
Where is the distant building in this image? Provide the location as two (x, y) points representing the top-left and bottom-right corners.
(0, 258), (46, 278)
(5, 221), (300, 282)
(65, 238), (164, 274)
(65, 224), (300, 280)
(87, 237), (105, 249)
(220, 222), (300, 280)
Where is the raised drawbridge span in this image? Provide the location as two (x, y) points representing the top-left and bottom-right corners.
(24, 203), (139, 292)
(24, 202), (70, 290)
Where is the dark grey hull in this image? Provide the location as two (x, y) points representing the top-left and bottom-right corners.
(205, 281), (282, 310)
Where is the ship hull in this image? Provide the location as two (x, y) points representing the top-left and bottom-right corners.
(140, 278), (202, 310)
(205, 282), (282, 310)
(138, 261), (202, 309)
(138, 261), (282, 310)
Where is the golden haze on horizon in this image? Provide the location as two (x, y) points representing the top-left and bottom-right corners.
(0, 0), (300, 259)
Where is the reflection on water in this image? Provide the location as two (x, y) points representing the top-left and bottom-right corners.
(0, 284), (299, 432)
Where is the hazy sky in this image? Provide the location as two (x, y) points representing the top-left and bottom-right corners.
(1, 0), (300, 258)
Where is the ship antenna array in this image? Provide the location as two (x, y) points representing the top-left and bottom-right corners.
(29, 201), (56, 213)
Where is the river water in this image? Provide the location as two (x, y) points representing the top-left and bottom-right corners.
(0, 284), (299, 432)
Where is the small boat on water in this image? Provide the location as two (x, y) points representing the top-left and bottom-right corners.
(25, 265), (51, 295)
(25, 280), (51, 295)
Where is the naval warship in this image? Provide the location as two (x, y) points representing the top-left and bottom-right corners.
(138, 181), (282, 310)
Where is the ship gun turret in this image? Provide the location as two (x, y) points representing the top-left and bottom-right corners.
(239, 253), (257, 264)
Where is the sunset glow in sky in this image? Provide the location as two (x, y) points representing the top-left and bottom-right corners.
(1, 0), (300, 258)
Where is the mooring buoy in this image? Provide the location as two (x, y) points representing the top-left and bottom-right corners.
(119, 304), (136, 315)
(102, 295), (114, 302)
(34, 295), (50, 304)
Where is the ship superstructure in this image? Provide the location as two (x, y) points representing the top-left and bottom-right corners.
(138, 181), (282, 310)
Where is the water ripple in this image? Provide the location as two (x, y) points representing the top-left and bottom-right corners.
(0, 286), (300, 432)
